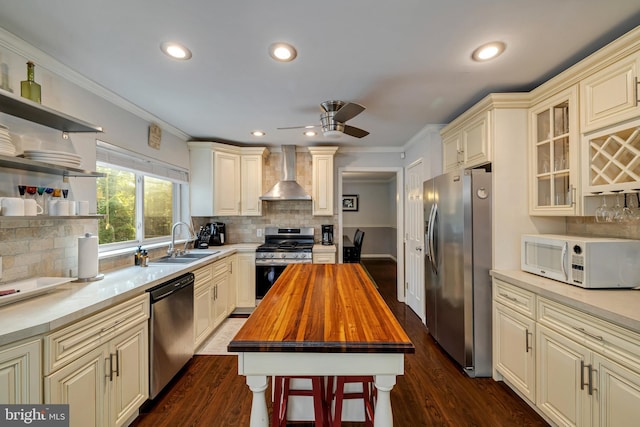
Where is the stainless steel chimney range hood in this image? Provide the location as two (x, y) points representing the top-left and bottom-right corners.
(260, 145), (311, 201)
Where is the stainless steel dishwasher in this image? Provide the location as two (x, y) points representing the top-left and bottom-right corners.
(147, 272), (194, 399)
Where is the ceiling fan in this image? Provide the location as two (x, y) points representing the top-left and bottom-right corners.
(278, 100), (370, 138)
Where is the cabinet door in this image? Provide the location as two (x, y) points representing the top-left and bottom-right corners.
(312, 253), (336, 264)
(537, 324), (592, 427)
(236, 252), (256, 308)
(212, 271), (230, 328)
(593, 354), (640, 427)
(110, 322), (148, 427)
(442, 132), (462, 173)
(214, 151), (240, 216)
(0, 339), (41, 404)
(529, 86), (580, 216)
(227, 256), (237, 313)
(241, 155), (263, 216)
(194, 282), (214, 349)
(581, 53), (640, 133)
(312, 153), (334, 216)
(45, 346), (107, 427)
(494, 303), (536, 402)
(462, 112), (490, 167)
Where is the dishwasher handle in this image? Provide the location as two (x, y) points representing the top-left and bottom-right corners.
(147, 272), (195, 302)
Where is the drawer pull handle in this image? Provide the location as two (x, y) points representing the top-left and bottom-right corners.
(574, 327), (604, 341)
(499, 293), (520, 304)
(525, 329), (532, 353)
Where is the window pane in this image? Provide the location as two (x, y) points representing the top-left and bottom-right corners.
(97, 165), (137, 244)
(144, 176), (173, 239)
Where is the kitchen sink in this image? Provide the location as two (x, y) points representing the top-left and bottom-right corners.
(150, 251), (219, 264)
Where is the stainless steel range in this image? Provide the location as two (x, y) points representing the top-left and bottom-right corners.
(255, 227), (314, 299)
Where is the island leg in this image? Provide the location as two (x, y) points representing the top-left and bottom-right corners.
(373, 374), (396, 427)
(246, 375), (269, 427)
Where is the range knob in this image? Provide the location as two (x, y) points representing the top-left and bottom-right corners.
(280, 253), (286, 259)
(269, 253), (274, 258)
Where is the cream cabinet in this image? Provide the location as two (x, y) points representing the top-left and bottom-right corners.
(312, 252), (335, 264)
(528, 86), (580, 215)
(0, 338), (42, 404)
(442, 110), (490, 172)
(493, 279), (536, 403)
(309, 146), (338, 216)
(493, 274), (640, 427)
(188, 141), (268, 217)
(235, 252), (256, 308)
(194, 264), (215, 349)
(580, 51), (640, 134)
(44, 294), (149, 427)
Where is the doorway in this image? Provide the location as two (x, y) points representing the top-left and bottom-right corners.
(338, 167), (404, 302)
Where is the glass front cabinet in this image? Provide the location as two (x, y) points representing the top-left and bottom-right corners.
(529, 86), (580, 215)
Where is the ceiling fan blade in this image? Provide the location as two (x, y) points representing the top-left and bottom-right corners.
(333, 102), (365, 122)
(277, 125), (319, 130)
(343, 125), (369, 138)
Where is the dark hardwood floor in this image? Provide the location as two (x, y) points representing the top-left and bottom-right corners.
(132, 259), (548, 427)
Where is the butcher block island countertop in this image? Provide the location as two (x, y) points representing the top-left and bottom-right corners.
(229, 263), (414, 427)
(229, 263), (414, 353)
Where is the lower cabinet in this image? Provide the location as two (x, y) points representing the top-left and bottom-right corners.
(312, 252), (336, 264)
(493, 277), (640, 427)
(235, 252), (256, 308)
(44, 294), (149, 427)
(0, 338), (42, 404)
(193, 256), (235, 350)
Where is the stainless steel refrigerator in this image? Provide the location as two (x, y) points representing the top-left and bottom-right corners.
(423, 168), (492, 377)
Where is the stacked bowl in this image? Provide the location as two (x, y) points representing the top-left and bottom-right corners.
(0, 124), (16, 156)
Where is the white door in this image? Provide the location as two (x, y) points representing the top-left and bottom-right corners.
(405, 160), (425, 322)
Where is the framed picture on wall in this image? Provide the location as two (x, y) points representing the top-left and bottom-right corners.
(342, 194), (359, 211)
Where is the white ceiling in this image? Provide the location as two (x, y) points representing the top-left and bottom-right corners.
(0, 1), (639, 149)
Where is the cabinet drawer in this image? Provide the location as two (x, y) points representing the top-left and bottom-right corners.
(313, 253), (335, 264)
(193, 264), (213, 286)
(537, 297), (640, 371)
(212, 258), (228, 277)
(44, 294), (149, 375)
(493, 279), (536, 318)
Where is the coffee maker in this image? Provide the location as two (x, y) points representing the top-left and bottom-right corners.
(321, 224), (334, 245)
(207, 222), (226, 246)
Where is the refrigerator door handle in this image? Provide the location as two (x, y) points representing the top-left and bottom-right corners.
(429, 203), (438, 275)
(425, 204), (435, 260)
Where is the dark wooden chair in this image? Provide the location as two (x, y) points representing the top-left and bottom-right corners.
(352, 229), (365, 263)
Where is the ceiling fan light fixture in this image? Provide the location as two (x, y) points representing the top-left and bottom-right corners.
(323, 130), (343, 138)
(269, 42), (297, 62)
(471, 41), (505, 62)
(160, 42), (192, 60)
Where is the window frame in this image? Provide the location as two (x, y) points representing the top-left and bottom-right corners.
(95, 141), (190, 253)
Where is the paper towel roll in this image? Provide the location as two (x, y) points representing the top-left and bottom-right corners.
(78, 233), (99, 279)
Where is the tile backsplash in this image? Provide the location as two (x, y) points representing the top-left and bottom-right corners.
(0, 218), (97, 283)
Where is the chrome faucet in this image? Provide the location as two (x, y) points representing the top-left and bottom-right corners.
(167, 221), (194, 257)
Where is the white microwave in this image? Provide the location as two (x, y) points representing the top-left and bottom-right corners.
(521, 234), (640, 289)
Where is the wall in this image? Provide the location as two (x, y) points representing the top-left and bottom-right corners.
(0, 27), (189, 283)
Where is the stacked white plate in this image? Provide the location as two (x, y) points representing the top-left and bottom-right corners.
(23, 149), (82, 168)
(0, 124), (16, 156)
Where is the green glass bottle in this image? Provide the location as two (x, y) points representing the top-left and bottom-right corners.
(20, 61), (41, 104)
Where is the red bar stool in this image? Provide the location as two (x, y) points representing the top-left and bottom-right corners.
(326, 376), (375, 427)
(272, 376), (328, 427)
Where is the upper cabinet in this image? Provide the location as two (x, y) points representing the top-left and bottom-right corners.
(442, 110), (490, 172)
(188, 141), (268, 217)
(580, 51), (640, 134)
(528, 86), (580, 216)
(308, 146), (338, 216)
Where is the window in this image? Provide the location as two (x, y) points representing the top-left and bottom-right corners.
(96, 141), (189, 249)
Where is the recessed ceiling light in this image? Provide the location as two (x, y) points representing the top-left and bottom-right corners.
(269, 42), (297, 62)
(303, 130), (317, 137)
(161, 42), (192, 60)
(471, 41), (506, 62)
(251, 130), (266, 137)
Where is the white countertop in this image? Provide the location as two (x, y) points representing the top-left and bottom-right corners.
(491, 270), (640, 333)
(0, 244), (259, 346)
